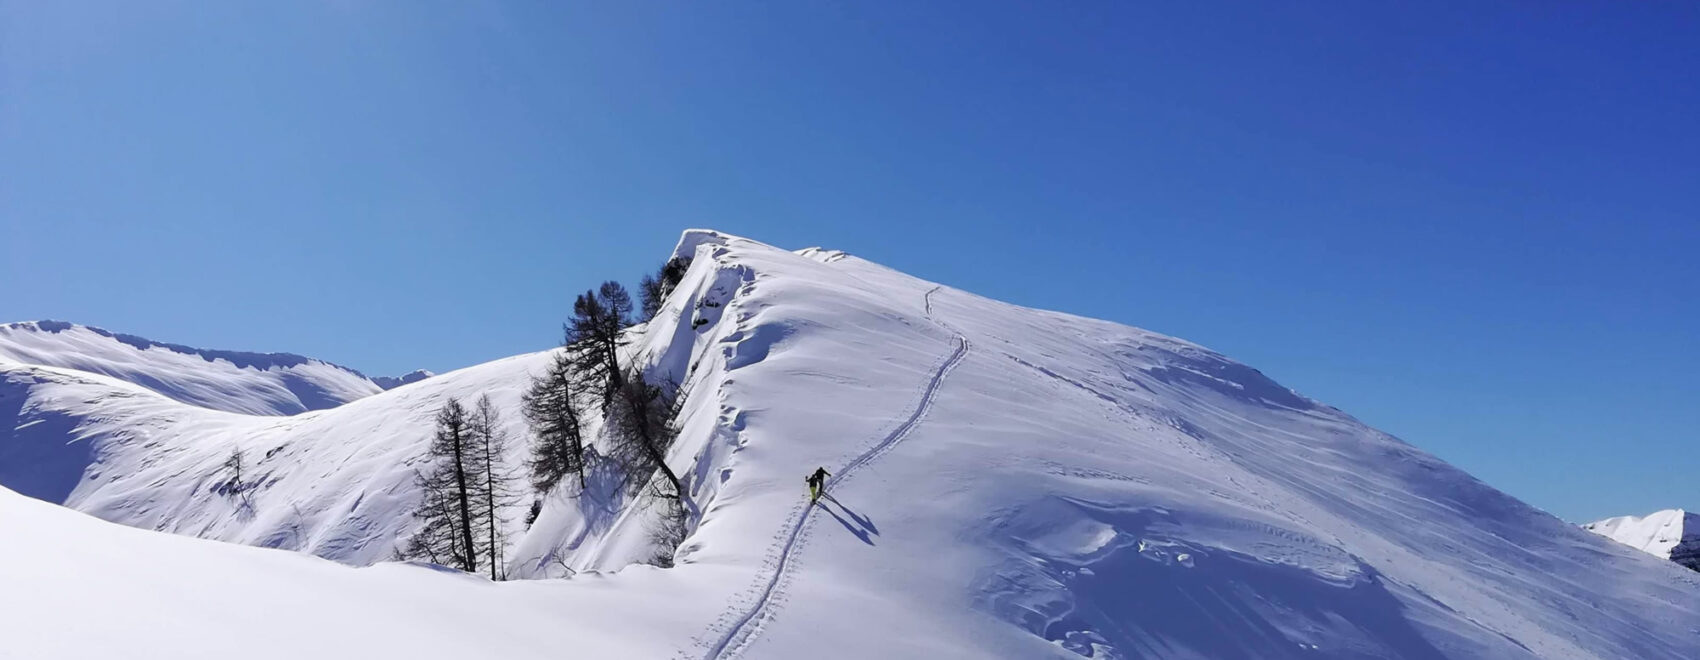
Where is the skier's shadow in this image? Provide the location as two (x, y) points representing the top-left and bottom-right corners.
(819, 493), (879, 546)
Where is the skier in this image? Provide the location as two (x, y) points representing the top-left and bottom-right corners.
(805, 466), (831, 503)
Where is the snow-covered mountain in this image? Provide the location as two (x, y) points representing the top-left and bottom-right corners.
(372, 368), (434, 390)
(1585, 510), (1700, 571)
(0, 321), (382, 415)
(2, 229), (1697, 659)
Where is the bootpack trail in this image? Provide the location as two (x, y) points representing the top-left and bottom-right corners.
(696, 287), (970, 660)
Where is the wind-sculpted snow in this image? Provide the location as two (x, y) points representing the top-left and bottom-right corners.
(0, 321), (383, 414)
(2, 230), (1697, 659)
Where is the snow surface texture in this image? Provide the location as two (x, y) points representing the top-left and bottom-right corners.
(2, 230), (1699, 659)
(1585, 510), (1700, 571)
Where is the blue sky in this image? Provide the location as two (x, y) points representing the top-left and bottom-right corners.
(2, 2), (1695, 523)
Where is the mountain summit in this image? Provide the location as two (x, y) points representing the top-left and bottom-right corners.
(1586, 510), (1700, 572)
(1, 230), (1696, 659)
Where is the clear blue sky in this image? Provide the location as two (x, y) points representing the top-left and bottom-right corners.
(3, 2), (1695, 523)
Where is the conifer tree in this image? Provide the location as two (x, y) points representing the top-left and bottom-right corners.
(599, 280), (634, 326)
(606, 371), (691, 566)
(606, 371), (686, 505)
(220, 448), (252, 508)
(404, 398), (481, 573)
(639, 275), (662, 321)
(470, 394), (518, 581)
(640, 256), (693, 320)
(524, 351), (588, 494)
(221, 448), (244, 493)
(565, 281), (634, 407)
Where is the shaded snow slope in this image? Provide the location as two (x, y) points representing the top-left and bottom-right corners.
(0, 321), (382, 414)
(1586, 510), (1700, 571)
(3, 230), (1698, 659)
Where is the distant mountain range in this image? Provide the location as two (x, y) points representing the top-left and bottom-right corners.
(0, 320), (427, 414)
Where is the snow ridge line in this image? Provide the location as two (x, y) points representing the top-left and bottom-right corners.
(699, 287), (969, 660)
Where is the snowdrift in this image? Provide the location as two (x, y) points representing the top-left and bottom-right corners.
(3, 230), (1698, 659)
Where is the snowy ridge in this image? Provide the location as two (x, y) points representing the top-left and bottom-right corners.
(2, 229), (1699, 659)
(0, 352), (549, 558)
(372, 369), (434, 390)
(0, 321), (382, 414)
(1585, 510), (1700, 571)
(702, 287), (970, 660)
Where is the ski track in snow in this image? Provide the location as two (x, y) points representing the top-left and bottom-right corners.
(699, 287), (970, 660)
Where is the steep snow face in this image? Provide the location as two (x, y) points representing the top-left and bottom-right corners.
(1586, 510), (1700, 570)
(0, 321), (381, 414)
(3, 230), (1698, 659)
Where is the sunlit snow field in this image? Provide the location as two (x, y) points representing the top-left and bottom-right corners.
(2, 231), (1697, 659)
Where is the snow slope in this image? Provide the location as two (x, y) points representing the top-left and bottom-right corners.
(0, 483), (728, 660)
(1585, 510), (1700, 571)
(0, 352), (549, 553)
(3, 230), (1699, 659)
(0, 321), (382, 414)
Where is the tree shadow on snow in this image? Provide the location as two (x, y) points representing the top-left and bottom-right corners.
(573, 450), (631, 534)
